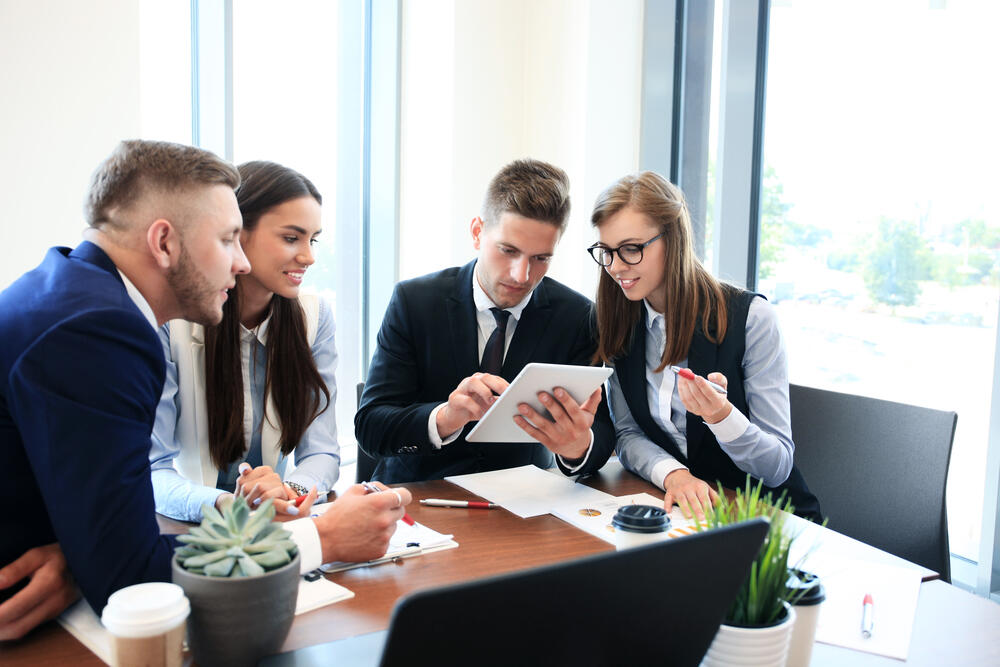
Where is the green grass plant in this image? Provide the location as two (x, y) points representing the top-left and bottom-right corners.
(697, 476), (813, 627)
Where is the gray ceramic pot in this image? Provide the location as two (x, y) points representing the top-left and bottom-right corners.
(172, 552), (299, 667)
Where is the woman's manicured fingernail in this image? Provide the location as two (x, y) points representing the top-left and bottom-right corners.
(285, 506), (299, 516)
(253, 497), (262, 506)
(239, 462), (251, 474)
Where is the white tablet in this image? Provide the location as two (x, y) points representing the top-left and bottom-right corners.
(464, 363), (613, 443)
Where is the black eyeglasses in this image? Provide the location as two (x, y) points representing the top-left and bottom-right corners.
(587, 232), (665, 267)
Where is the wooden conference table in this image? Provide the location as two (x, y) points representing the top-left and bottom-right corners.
(4, 460), (1000, 666)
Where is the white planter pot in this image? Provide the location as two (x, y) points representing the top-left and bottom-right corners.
(702, 602), (796, 667)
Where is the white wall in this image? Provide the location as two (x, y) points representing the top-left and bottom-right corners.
(0, 0), (142, 289)
(398, 0), (644, 301)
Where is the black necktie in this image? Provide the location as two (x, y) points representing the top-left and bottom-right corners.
(480, 307), (511, 375)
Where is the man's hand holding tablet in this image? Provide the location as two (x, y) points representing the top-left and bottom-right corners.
(513, 386), (602, 460)
(463, 363), (613, 454)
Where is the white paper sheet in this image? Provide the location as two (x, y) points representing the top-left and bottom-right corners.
(295, 576), (354, 615)
(811, 557), (922, 660)
(58, 598), (112, 665)
(551, 492), (700, 544)
(445, 464), (614, 518)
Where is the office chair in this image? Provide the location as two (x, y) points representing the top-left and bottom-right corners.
(354, 382), (379, 483)
(788, 384), (957, 582)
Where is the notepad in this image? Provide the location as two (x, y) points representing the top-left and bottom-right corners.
(445, 464), (614, 518)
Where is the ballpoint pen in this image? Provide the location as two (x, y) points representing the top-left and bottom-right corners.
(670, 366), (727, 395)
(420, 498), (498, 509)
(363, 481), (415, 525)
(861, 593), (874, 639)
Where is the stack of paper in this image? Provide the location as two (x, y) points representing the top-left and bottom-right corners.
(445, 464), (614, 518)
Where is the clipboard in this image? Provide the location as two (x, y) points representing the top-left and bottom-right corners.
(314, 511), (458, 573)
(465, 362), (613, 443)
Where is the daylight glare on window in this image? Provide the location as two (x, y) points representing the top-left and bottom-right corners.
(757, 0), (1000, 560)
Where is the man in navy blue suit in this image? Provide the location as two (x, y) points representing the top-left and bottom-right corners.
(356, 159), (616, 483)
(0, 140), (409, 640)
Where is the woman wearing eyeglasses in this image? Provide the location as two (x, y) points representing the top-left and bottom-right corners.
(587, 172), (820, 520)
(149, 161), (340, 521)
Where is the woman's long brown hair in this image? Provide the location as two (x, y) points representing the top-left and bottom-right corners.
(204, 161), (331, 470)
(591, 172), (728, 371)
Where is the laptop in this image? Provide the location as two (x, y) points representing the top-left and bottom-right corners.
(261, 519), (768, 667)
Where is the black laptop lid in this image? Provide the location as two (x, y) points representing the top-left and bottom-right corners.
(261, 518), (768, 667)
(382, 518), (766, 667)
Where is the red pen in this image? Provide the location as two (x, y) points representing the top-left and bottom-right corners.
(294, 494), (308, 507)
(419, 499), (497, 509)
(363, 481), (415, 525)
(670, 366), (727, 395)
(861, 593), (874, 638)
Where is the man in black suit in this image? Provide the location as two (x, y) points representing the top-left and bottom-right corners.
(356, 159), (615, 483)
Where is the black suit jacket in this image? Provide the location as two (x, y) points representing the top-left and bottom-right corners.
(355, 260), (615, 483)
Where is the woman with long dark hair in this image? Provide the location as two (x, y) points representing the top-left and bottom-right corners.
(588, 171), (820, 520)
(150, 161), (339, 520)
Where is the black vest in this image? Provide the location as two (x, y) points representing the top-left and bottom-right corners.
(616, 288), (822, 520)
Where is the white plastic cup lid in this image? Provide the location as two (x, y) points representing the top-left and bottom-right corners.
(101, 582), (190, 638)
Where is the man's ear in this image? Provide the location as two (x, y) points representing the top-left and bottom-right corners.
(471, 216), (484, 250)
(147, 219), (179, 269)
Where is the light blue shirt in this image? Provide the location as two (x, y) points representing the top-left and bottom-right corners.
(610, 296), (794, 489)
(149, 298), (340, 521)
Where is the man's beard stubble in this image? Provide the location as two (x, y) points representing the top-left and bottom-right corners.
(166, 242), (224, 326)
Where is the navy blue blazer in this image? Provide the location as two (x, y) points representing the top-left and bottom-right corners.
(0, 242), (177, 613)
(355, 260), (616, 484)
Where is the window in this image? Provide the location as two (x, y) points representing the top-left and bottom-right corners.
(757, 0), (1000, 561)
(398, 0), (645, 300)
(189, 0), (365, 462)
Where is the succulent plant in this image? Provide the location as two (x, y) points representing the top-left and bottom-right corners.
(174, 496), (298, 577)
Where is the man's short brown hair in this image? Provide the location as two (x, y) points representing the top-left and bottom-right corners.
(482, 159), (571, 231)
(85, 139), (240, 230)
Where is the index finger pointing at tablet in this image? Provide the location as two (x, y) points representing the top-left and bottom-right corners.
(479, 373), (509, 395)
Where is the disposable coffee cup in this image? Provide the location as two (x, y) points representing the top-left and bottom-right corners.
(101, 582), (190, 667)
(786, 569), (825, 667)
(611, 504), (671, 550)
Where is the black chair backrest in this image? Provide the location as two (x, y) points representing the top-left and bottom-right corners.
(355, 381), (378, 483)
(789, 384), (957, 581)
